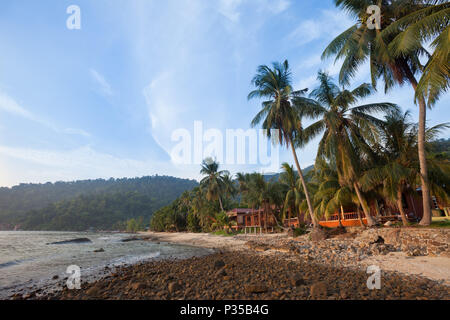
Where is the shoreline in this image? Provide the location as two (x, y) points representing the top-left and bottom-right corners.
(8, 231), (450, 300)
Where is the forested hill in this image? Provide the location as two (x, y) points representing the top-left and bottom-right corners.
(0, 176), (198, 231)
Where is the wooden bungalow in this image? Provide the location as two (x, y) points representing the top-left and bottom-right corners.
(226, 208), (278, 233)
(319, 190), (447, 228)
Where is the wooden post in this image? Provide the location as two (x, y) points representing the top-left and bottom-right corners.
(341, 205), (345, 221)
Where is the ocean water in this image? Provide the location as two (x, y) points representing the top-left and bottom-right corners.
(0, 231), (212, 298)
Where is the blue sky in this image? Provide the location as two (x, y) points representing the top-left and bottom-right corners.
(0, 0), (448, 187)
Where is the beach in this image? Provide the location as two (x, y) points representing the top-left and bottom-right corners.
(13, 229), (450, 300)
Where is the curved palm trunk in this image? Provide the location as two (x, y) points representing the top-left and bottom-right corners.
(356, 207), (366, 228)
(354, 182), (376, 227)
(218, 196), (224, 212)
(265, 203), (269, 233)
(397, 189), (409, 227)
(405, 72), (432, 226)
(288, 139), (318, 228)
(374, 201), (381, 218)
(417, 99), (432, 226)
(258, 207), (262, 234)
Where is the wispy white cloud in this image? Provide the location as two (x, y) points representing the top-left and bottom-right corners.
(219, 0), (243, 22)
(219, 0), (290, 22)
(0, 91), (37, 121)
(266, 0), (290, 14)
(90, 69), (113, 96)
(0, 91), (91, 138)
(63, 128), (91, 138)
(287, 9), (353, 47)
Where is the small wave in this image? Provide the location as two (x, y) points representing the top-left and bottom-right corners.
(0, 260), (23, 269)
(110, 252), (161, 266)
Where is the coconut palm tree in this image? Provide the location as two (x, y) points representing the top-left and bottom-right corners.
(248, 60), (321, 228)
(302, 72), (399, 226)
(280, 163), (305, 224)
(361, 110), (450, 226)
(312, 160), (355, 228)
(382, 1), (450, 107)
(200, 158), (229, 212)
(323, 0), (444, 225)
(221, 173), (238, 202)
(360, 110), (419, 226)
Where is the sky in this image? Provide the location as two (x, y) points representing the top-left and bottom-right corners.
(0, 0), (448, 187)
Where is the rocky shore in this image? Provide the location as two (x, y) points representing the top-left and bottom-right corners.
(23, 251), (449, 300)
(9, 228), (450, 300)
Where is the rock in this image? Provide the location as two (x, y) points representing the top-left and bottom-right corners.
(121, 237), (141, 242)
(291, 275), (306, 287)
(94, 248), (105, 253)
(310, 228), (327, 242)
(168, 282), (182, 294)
(86, 286), (99, 296)
(216, 268), (227, 277)
(130, 282), (146, 291)
(254, 246), (269, 252)
(214, 260), (225, 269)
(405, 246), (426, 257)
(47, 238), (92, 245)
(244, 284), (268, 294)
(370, 236), (385, 245)
(310, 282), (327, 299)
(52, 275), (59, 280)
(384, 221), (393, 227)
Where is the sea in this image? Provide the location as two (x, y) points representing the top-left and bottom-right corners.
(0, 231), (213, 299)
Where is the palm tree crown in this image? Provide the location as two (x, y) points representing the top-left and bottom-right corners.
(303, 72), (399, 226)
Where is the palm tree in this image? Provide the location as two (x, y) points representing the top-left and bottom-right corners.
(200, 158), (229, 212)
(248, 60), (320, 228)
(221, 173), (238, 202)
(302, 72), (399, 226)
(360, 111), (419, 226)
(280, 163), (304, 224)
(323, 0), (431, 224)
(382, 1), (450, 107)
(236, 173), (252, 206)
(312, 159), (347, 227)
(323, 0), (444, 225)
(361, 110), (450, 225)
